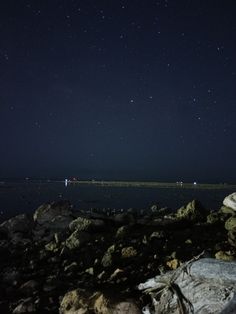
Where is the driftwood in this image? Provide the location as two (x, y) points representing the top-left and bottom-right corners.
(139, 257), (236, 314)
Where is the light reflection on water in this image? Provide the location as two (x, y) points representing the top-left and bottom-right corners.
(0, 181), (235, 222)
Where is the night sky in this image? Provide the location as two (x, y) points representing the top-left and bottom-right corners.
(0, 1), (236, 183)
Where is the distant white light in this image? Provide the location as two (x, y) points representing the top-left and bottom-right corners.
(193, 182), (197, 185)
(65, 179), (68, 187)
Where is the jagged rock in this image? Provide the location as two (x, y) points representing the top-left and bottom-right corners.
(121, 246), (137, 258)
(223, 193), (236, 211)
(69, 217), (105, 232)
(65, 230), (90, 250)
(176, 199), (207, 221)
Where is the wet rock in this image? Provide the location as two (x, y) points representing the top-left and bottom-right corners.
(176, 199), (207, 221)
(69, 217), (105, 233)
(223, 193), (236, 211)
(65, 230), (90, 250)
(121, 246), (137, 258)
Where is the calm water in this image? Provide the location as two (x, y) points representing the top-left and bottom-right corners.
(0, 180), (235, 222)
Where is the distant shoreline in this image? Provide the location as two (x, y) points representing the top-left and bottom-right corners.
(66, 180), (236, 190)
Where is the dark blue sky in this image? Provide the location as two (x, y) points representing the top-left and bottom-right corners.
(0, 1), (236, 183)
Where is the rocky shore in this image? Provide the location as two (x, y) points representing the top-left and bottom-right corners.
(1, 193), (236, 313)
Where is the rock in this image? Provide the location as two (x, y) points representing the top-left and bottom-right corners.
(69, 217), (105, 233)
(149, 231), (165, 240)
(33, 200), (73, 225)
(139, 258), (236, 314)
(59, 289), (90, 314)
(65, 230), (90, 250)
(220, 206), (236, 215)
(121, 246), (137, 258)
(19, 280), (39, 296)
(45, 240), (59, 252)
(33, 201), (75, 243)
(228, 229), (236, 247)
(85, 267), (94, 275)
(64, 262), (78, 272)
(112, 301), (141, 314)
(101, 245), (115, 267)
(94, 293), (141, 314)
(166, 258), (181, 270)
(2, 268), (21, 285)
(113, 213), (135, 226)
(93, 293), (110, 314)
(12, 297), (36, 313)
(115, 225), (130, 239)
(0, 214), (33, 237)
(225, 216), (236, 231)
(223, 193), (236, 211)
(176, 199), (207, 221)
(215, 250), (235, 261)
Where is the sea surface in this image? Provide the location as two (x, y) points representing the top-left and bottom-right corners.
(0, 180), (235, 222)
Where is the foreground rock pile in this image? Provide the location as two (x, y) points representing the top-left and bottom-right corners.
(0, 193), (236, 313)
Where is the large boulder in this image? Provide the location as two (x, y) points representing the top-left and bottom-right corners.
(33, 200), (75, 242)
(33, 200), (74, 225)
(223, 193), (236, 211)
(139, 258), (236, 314)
